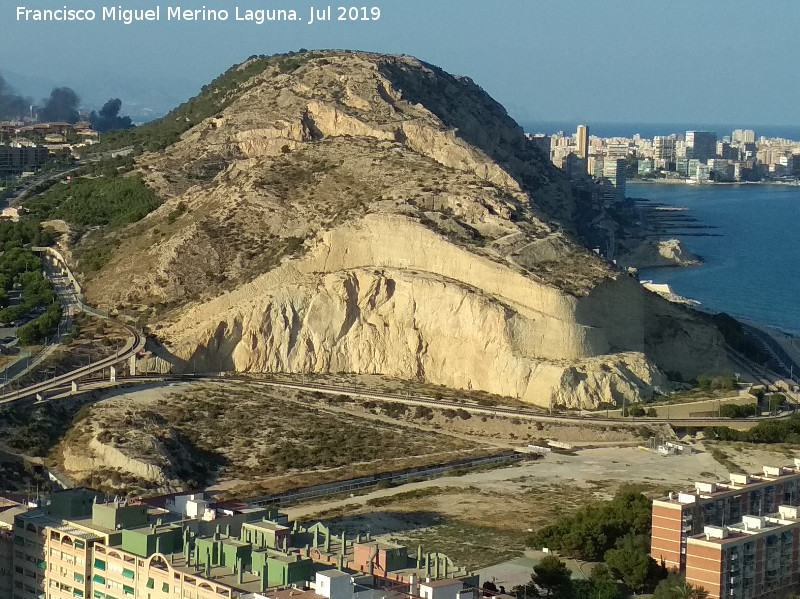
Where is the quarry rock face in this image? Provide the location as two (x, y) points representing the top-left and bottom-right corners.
(84, 51), (731, 408)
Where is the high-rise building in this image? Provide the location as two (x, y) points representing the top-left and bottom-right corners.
(732, 129), (756, 144)
(686, 131), (718, 163)
(653, 136), (677, 163)
(601, 158), (626, 202)
(576, 125), (589, 160)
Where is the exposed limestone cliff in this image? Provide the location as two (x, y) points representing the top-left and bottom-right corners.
(80, 51), (731, 408)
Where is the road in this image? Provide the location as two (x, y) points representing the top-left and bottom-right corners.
(2, 164), (81, 206)
(0, 249), (145, 405)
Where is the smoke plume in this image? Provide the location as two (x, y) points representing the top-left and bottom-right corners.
(90, 98), (134, 132)
(39, 87), (80, 123)
(0, 74), (32, 120)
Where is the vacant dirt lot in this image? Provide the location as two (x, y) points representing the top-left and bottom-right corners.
(286, 444), (799, 569)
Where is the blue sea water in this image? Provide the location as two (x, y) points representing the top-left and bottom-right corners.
(629, 183), (800, 335)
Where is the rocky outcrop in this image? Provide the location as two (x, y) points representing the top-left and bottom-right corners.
(620, 238), (702, 269)
(81, 51), (732, 408)
(162, 214), (685, 408)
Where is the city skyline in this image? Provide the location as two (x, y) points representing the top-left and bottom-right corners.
(2, 1), (800, 125)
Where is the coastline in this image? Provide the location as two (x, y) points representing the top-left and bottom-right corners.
(628, 179), (800, 187)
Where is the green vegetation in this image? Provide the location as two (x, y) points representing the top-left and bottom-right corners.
(707, 413), (800, 443)
(0, 257), (57, 326)
(96, 53), (313, 153)
(0, 219), (56, 249)
(604, 534), (664, 592)
(527, 487), (652, 561)
(719, 403), (758, 418)
(18, 302), (62, 344)
(166, 200), (188, 224)
(652, 573), (709, 599)
(697, 374), (738, 392)
(0, 395), (96, 457)
(512, 549), (663, 599)
(23, 175), (160, 228)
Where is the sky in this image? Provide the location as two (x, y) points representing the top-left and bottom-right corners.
(3, 0), (800, 126)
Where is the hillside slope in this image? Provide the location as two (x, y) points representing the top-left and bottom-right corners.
(80, 51), (730, 407)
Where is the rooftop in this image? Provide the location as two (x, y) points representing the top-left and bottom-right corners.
(655, 462), (800, 505)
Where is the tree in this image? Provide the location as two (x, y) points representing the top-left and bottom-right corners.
(531, 555), (571, 597)
(604, 535), (657, 592)
(653, 574), (708, 599)
(570, 579), (620, 599)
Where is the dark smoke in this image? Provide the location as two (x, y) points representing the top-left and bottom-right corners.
(0, 74), (32, 120)
(90, 98), (134, 132)
(39, 87), (80, 123)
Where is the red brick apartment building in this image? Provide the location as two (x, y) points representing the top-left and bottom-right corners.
(652, 461), (800, 599)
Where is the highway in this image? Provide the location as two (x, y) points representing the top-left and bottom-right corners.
(0, 249), (146, 406)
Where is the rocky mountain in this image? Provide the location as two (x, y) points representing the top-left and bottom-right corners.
(78, 51), (730, 408)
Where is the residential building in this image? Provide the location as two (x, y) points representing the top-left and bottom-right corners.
(686, 508), (800, 599)
(12, 489), (477, 599)
(733, 129), (756, 145)
(601, 158), (626, 202)
(686, 131), (718, 163)
(653, 136), (677, 164)
(651, 462), (800, 571)
(576, 125), (589, 160)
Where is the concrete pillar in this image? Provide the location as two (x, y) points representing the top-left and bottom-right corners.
(435, 554), (441, 579)
(237, 558), (243, 584)
(109, 365), (117, 382)
(71, 381), (78, 394)
(194, 546), (199, 571)
(313, 529), (319, 547)
(261, 563), (268, 593)
(129, 354), (137, 376)
(324, 530), (330, 552)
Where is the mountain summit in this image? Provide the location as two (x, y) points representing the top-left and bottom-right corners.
(81, 51), (729, 407)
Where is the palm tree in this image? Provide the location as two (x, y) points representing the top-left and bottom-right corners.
(674, 582), (708, 599)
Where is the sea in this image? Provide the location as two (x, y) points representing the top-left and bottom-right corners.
(521, 120), (800, 141)
(628, 182), (800, 336)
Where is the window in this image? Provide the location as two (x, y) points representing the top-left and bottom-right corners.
(92, 575), (106, 585)
(74, 573), (85, 583)
(75, 540), (85, 549)
(161, 582), (169, 592)
(122, 568), (134, 579)
(122, 585), (134, 596)
(94, 559), (106, 571)
(146, 578), (154, 589)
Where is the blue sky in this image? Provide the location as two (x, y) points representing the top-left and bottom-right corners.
(3, 0), (799, 125)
